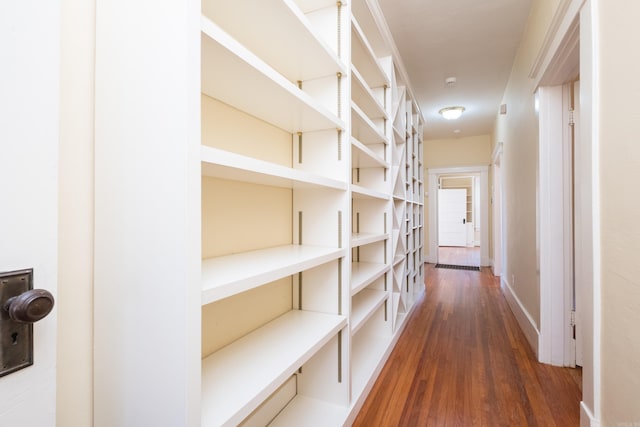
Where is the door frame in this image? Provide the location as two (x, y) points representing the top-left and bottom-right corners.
(427, 166), (490, 266)
(531, 0), (601, 424)
(537, 83), (575, 367)
(492, 143), (504, 276)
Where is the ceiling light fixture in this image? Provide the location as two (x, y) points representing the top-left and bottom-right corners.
(438, 106), (465, 120)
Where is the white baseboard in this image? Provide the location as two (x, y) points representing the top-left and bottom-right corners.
(580, 401), (600, 427)
(500, 277), (539, 355)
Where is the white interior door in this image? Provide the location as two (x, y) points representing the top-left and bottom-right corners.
(571, 80), (583, 367)
(438, 189), (467, 246)
(0, 0), (59, 425)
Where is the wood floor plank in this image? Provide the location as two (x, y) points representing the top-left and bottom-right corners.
(352, 265), (581, 426)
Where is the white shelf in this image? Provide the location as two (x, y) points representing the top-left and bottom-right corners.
(201, 145), (347, 191)
(351, 232), (388, 248)
(351, 184), (390, 200)
(195, 2), (425, 425)
(351, 333), (391, 401)
(351, 66), (387, 121)
(351, 102), (387, 145)
(393, 254), (405, 267)
(351, 137), (388, 169)
(201, 16), (345, 133)
(395, 311), (408, 331)
(393, 260), (406, 284)
(392, 87), (407, 132)
(351, 261), (389, 295)
(350, 17), (388, 89)
(202, 245), (345, 305)
(351, 289), (388, 334)
(270, 395), (348, 426)
(393, 192), (406, 201)
(201, 310), (346, 426)
(202, 0), (344, 83)
(392, 124), (406, 144)
(392, 293), (406, 330)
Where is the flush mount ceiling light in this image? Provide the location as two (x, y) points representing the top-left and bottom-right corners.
(438, 106), (465, 120)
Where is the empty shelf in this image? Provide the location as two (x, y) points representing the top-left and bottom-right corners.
(202, 245), (345, 305)
(202, 310), (346, 426)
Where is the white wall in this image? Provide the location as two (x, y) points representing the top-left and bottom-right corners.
(598, 1), (640, 424)
(423, 134), (492, 259)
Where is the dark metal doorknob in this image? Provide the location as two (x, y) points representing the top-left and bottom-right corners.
(3, 289), (54, 323)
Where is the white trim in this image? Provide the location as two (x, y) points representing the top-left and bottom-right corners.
(366, 0), (423, 118)
(529, 0), (586, 84)
(537, 83), (563, 361)
(534, 0), (601, 421)
(583, 0), (602, 419)
(492, 142), (504, 277)
(580, 401), (600, 427)
(427, 165), (490, 266)
(562, 83), (576, 367)
(492, 141), (503, 164)
(501, 277), (539, 354)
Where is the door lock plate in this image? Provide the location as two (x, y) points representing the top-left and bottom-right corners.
(0, 269), (34, 377)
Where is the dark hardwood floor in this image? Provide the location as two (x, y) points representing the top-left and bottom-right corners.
(353, 265), (582, 426)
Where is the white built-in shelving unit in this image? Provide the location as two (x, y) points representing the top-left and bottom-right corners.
(198, 0), (425, 424)
(94, 0), (424, 425)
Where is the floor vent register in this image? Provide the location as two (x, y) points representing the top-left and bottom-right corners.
(435, 264), (481, 271)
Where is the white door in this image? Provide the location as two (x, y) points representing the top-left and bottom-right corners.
(438, 189), (467, 246)
(0, 0), (59, 425)
(571, 80), (583, 367)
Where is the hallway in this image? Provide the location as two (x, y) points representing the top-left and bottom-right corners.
(437, 247), (480, 267)
(353, 265), (581, 426)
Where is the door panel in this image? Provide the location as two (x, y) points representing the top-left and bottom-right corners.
(438, 189), (467, 247)
(0, 0), (59, 424)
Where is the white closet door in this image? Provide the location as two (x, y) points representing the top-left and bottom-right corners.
(438, 189), (467, 247)
(0, 0), (59, 424)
